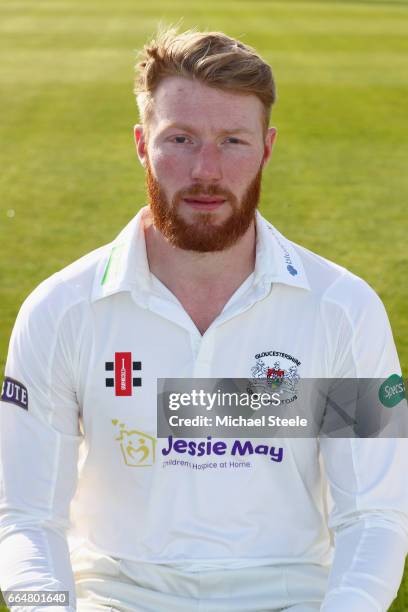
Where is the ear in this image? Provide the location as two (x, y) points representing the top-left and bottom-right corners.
(262, 127), (277, 167)
(134, 124), (147, 167)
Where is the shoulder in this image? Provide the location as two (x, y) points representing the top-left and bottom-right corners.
(13, 210), (146, 335)
(291, 239), (386, 321)
(289, 241), (398, 376)
(16, 243), (111, 332)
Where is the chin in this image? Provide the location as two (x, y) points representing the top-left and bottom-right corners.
(180, 205), (231, 226)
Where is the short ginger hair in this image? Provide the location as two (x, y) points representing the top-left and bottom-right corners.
(134, 27), (276, 134)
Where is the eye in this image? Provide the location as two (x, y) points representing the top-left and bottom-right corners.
(224, 137), (243, 144)
(170, 135), (192, 144)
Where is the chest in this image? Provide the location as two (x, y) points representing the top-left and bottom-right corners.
(77, 288), (332, 439)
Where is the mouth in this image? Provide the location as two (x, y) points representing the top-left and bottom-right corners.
(183, 196), (226, 211)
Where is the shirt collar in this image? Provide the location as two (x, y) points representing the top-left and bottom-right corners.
(253, 210), (311, 291)
(91, 207), (151, 302)
(91, 206), (310, 302)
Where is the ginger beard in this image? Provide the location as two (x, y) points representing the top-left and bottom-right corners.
(145, 157), (263, 252)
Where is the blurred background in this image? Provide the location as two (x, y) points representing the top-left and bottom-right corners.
(0, 0), (407, 609)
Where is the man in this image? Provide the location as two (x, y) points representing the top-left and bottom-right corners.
(0, 27), (407, 612)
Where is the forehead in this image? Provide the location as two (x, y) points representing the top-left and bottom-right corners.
(150, 76), (264, 134)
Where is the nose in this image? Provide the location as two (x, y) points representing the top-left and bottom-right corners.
(191, 143), (222, 183)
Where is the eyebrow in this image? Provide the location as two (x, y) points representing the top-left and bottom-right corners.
(159, 122), (253, 137)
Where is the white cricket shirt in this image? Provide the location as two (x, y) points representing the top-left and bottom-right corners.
(0, 208), (407, 611)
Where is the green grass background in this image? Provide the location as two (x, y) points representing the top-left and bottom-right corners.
(0, 0), (407, 609)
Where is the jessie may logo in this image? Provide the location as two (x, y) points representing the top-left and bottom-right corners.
(162, 435), (283, 463)
(112, 420), (156, 466)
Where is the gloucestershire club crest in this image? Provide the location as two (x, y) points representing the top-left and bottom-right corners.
(249, 350), (301, 403)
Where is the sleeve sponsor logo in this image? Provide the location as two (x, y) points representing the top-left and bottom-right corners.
(1, 376), (28, 410)
(379, 374), (406, 408)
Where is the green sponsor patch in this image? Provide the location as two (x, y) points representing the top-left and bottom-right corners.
(378, 374), (406, 408)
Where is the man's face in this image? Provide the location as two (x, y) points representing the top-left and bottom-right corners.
(135, 76), (276, 252)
